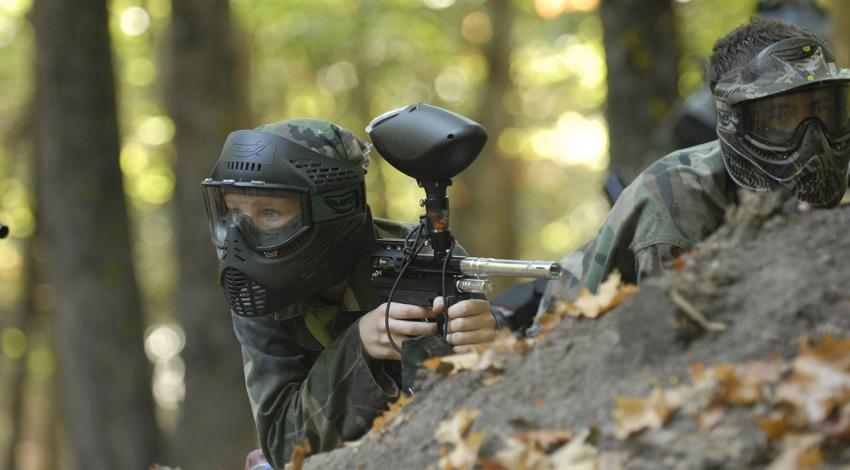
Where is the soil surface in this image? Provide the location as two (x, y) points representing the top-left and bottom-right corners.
(304, 191), (850, 470)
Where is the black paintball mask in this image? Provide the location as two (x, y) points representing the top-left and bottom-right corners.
(715, 37), (850, 207)
(203, 124), (370, 316)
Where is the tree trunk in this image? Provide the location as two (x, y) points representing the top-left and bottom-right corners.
(32, 0), (160, 468)
(826, 0), (849, 66)
(163, 1), (256, 468)
(600, 0), (680, 182)
(453, 0), (517, 266)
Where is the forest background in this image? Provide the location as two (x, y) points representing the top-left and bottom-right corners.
(0, 0), (847, 469)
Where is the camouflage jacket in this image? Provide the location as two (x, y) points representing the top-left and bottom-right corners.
(538, 140), (738, 314)
(231, 217), (413, 468)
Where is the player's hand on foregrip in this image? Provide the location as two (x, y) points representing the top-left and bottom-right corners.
(434, 297), (497, 354)
(358, 302), (437, 361)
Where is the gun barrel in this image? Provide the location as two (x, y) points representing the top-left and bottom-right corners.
(458, 258), (563, 280)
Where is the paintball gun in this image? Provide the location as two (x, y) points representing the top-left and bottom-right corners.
(366, 104), (563, 357)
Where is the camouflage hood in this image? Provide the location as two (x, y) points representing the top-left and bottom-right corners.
(714, 36), (850, 109)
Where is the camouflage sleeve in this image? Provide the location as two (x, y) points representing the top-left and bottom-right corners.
(232, 313), (400, 467)
(633, 243), (684, 282)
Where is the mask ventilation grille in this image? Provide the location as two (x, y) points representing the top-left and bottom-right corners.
(222, 268), (268, 316)
(290, 159), (359, 184)
(226, 161), (263, 172)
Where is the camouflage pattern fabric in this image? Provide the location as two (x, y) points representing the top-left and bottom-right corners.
(537, 141), (738, 316)
(232, 218), (412, 467)
(256, 119), (371, 167)
(714, 37), (850, 108)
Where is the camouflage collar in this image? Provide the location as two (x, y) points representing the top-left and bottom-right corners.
(714, 37), (850, 107)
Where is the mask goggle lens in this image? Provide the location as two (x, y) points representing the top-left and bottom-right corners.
(203, 185), (308, 250)
(738, 84), (850, 148)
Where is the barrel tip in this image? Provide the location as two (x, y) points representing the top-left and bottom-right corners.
(549, 263), (564, 279)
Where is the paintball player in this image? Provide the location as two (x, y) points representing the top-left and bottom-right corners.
(202, 119), (498, 467)
(651, 0), (834, 158)
(535, 17), (849, 316)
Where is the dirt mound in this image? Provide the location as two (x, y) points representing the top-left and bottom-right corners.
(305, 191), (850, 470)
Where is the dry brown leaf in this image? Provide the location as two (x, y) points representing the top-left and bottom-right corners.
(422, 356), (455, 376)
(435, 408), (481, 445)
(512, 429), (573, 452)
(759, 411), (792, 439)
(492, 437), (550, 470)
(671, 249), (698, 271)
(613, 386), (686, 438)
(548, 429), (598, 469)
(481, 374), (503, 386)
(442, 352), (482, 371)
(486, 329), (532, 354)
(719, 355), (785, 405)
(285, 439), (311, 470)
(776, 335), (850, 425)
(767, 433), (823, 470)
(438, 429), (486, 470)
(560, 271), (639, 319)
(370, 393), (414, 434)
(697, 406), (725, 430)
(536, 312), (563, 335)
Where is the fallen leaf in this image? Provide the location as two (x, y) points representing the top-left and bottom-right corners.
(481, 374), (503, 386)
(560, 271), (639, 319)
(442, 352), (482, 371)
(370, 393), (414, 434)
(512, 429), (573, 452)
(776, 335), (850, 425)
(536, 312), (563, 334)
(759, 411), (792, 439)
(286, 439), (311, 470)
(492, 437), (550, 470)
(438, 429), (486, 470)
(548, 429), (598, 469)
(613, 386), (686, 438)
(697, 406), (725, 430)
(435, 408), (481, 445)
(486, 329), (531, 354)
(767, 433), (823, 470)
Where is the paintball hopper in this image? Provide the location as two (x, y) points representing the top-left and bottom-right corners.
(366, 104), (487, 182)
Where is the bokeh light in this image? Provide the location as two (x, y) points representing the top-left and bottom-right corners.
(0, 0), (30, 15)
(316, 61), (359, 94)
(461, 11), (492, 45)
(126, 57), (156, 87)
(120, 6), (151, 37)
(1, 327), (26, 359)
(423, 0), (455, 10)
(137, 115), (175, 146)
(434, 66), (470, 103)
(144, 323), (185, 363)
(0, 14), (16, 47)
(145, 323), (187, 412)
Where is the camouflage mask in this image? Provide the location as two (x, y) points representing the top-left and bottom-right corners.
(715, 36), (850, 207)
(203, 119), (372, 316)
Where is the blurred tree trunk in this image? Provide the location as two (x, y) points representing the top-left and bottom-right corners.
(163, 1), (256, 468)
(352, 0), (388, 217)
(600, 0), (680, 182)
(32, 0), (161, 468)
(826, 0), (849, 66)
(454, 0), (517, 265)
